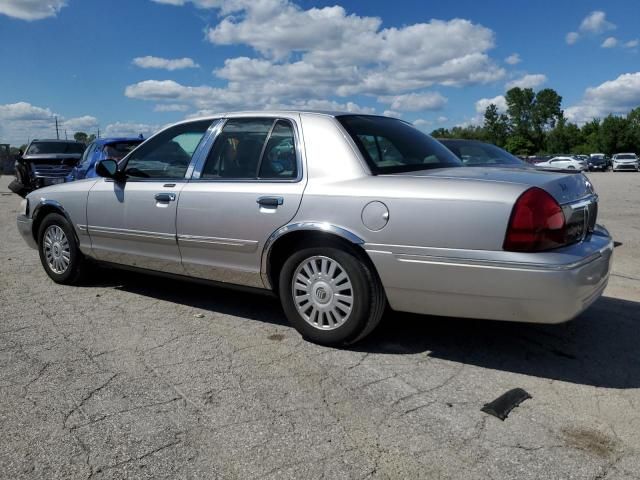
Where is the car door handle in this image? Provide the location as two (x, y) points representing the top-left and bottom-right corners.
(257, 196), (284, 207)
(155, 193), (176, 202)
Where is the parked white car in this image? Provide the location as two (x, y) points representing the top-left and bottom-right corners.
(612, 153), (639, 172)
(535, 156), (587, 171)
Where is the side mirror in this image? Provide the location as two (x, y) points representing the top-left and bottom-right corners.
(95, 159), (122, 180)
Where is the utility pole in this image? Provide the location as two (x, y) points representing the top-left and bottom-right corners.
(55, 116), (60, 140)
(65, 129), (68, 140)
(97, 127), (100, 139)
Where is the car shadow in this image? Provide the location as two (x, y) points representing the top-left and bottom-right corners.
(87, 268), (640, 389)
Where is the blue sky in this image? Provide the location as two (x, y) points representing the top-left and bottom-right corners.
(1, 0), (639, 145)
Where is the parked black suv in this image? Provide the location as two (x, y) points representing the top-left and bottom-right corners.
(9, 139), (85, 197)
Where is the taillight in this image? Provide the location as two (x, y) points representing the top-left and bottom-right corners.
(503, 187), (566, 252)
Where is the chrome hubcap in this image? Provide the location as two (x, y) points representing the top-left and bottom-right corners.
(43, 225), (70, 274)
(292, 255), (354, 330)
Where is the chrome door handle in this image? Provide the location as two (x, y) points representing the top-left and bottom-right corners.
(257, 196), (283, 207)
(155, 193), (176, 202)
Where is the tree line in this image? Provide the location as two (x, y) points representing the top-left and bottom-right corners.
(431, 87), (640, 157)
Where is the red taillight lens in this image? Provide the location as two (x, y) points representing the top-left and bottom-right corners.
(503, 187), (566, 252)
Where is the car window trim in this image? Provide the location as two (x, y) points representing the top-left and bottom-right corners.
(190, 116), (304, 183)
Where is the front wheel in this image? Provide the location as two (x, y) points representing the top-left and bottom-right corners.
(37, 213), (87, 284)
(279, 246), (386, 346)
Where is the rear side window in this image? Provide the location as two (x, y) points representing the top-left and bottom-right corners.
(103, 141), (142, 161)
(201, 118), (298, 180)
(338, 115), (462, 174)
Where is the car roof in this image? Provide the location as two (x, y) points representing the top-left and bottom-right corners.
(437, 138), (489, 145)
(173, 110), (372, 126)
(93, 137), (143, 145)
(31, 139), (83, 144)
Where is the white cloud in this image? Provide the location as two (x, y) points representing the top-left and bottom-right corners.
(469, 95), (507, 125)
(127, 2), (505, 115)
(566, 11), (616, 46)
(63, 116), (99, 133)
(505, 53), (521, 65)
(103, 122), (161, 138)
(383, 110), (401, 118)
(601, 37), (618, 48)
(505, 73), (547, 90)
(0, 0), (67, 21)
(475, 95), (507, 115)
(0, 101), (53, 121)
(132, 56), (200, 70)
(413, 119), (433, 131)
(565, 72), (640, 123)
(437, 116), (448, 123)
(624, 39), (638, 49)
(566, 32), (579, 45)
(0, 102), (98, 145)
(154, 104), (190, 112)
(579, 10), (615, 34)
(378, 92), (447, 112)
(138, 1), (504, 107)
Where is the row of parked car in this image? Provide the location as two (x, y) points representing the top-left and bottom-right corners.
(528, 153), (639, 172)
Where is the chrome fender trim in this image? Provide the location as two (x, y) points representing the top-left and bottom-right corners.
(260, 222), (365, 290)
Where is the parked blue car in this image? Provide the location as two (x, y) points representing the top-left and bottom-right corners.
(66, 137), (143, 182)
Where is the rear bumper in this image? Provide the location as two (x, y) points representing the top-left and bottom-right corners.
(366, 226), (613, 324)
(17, 214), (37, 249)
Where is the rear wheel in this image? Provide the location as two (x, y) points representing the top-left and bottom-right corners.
(279, 245), (386, 346)
(37, 213), (87, 284)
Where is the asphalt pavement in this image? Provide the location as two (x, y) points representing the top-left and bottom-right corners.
(0, 172), (639, 479)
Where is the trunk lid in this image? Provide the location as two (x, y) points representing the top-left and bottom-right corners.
(384, 166), (594, 205)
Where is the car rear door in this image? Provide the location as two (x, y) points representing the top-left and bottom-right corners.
(86, 120), (214, 274)
(177, 115), (306, 288)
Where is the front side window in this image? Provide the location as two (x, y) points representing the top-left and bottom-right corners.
(124, 120), (212, 179)
(201, 118), (298, 180)
(337, 115), (462, 174)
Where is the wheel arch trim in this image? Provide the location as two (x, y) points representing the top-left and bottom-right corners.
(261, 222), (365, 290)
(31, 199), (80, 245)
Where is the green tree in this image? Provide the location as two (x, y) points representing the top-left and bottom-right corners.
(73, 132), (89, 144)
(598, 115), (629, 155)
(431, 127), (452, 138)
(504, 134), (535, 156)
(504, 87), (563, 154)
(483, 104), (509, 147)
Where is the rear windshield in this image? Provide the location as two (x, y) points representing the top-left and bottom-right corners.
(439, 140), (524, 166)
(103, 141), (142, 160)
(27, 142), (85, 155)
(337, 115), (462, 174)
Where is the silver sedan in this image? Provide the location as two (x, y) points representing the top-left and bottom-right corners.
(17, 112), (613, 346)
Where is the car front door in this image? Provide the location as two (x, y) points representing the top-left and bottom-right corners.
(86, 120), (214, 274)
(177, 116), (306, 288)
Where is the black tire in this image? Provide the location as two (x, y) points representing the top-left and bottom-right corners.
(279, 245), (386, 346)
(37, 213), (87, 284)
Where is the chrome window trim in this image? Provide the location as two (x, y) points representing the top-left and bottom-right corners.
(187, 119), (226, 179)
(190, 116), (304, 183)
(260, 222), (365, 289)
